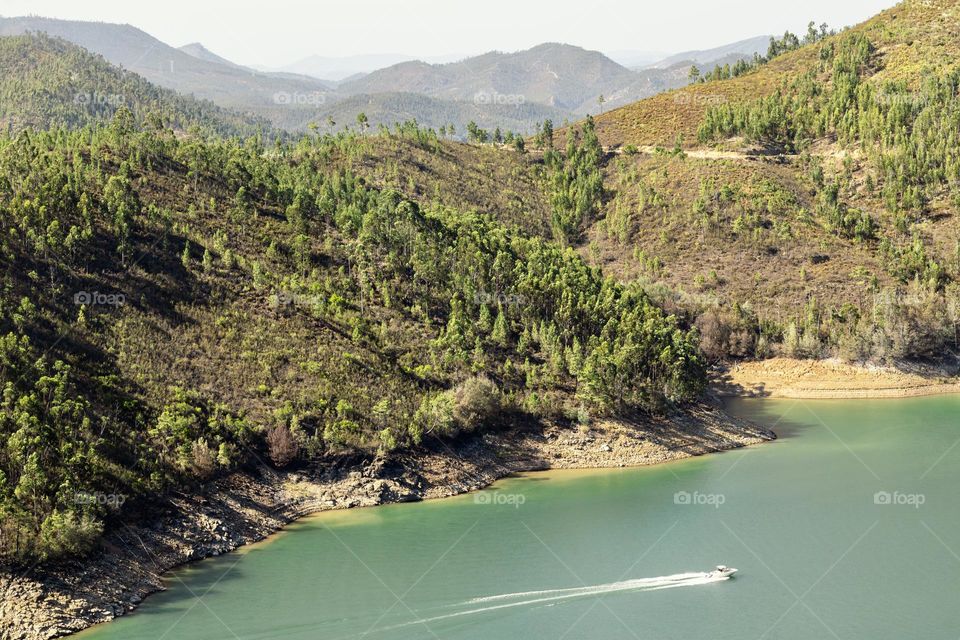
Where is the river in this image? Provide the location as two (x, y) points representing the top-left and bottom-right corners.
(78, 396), (960, 639)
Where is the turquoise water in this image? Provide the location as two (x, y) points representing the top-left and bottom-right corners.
(79, 397), (960, 639)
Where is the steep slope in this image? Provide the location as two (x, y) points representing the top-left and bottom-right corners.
(565, 0), (960, 363)
(0, 119), (705, 567)
(593, 1), (960, 148)
(0, 34), (269, 135)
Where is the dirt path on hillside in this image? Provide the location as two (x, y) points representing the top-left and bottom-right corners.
(601, 144), (855, 162)
(634, 145), (765, 160)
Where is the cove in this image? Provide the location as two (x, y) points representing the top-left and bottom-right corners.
(78, 396), (960, 639)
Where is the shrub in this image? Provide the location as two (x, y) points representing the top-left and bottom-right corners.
(265, 424), (299, 468)
(38, 510), (103, 561)
(409, 392), (456, 442)
(450, 375), (503, 432)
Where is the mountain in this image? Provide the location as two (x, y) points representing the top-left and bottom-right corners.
(178, 41), (249, 70)
(272, 52), (467, 82)
(606, 49), (671, 69)
(647, 35), (772, 69)
(0, 18), (577, 135)
(338, 41), (775, 116)
(0, 18), (781, 136)
(0, 33), (269, 135)
(0, 16), (332, 115)
(339, 43), (637, 113)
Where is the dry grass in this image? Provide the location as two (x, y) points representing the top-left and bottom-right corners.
(578, 153), (894, 318)
(584, 0), (960, 149)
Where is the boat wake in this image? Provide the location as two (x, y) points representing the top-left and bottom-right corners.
(376, 571), (729, 632)
(467, 571), (728, 604)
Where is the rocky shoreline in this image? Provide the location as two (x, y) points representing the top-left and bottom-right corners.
(0, 402), (773, 640)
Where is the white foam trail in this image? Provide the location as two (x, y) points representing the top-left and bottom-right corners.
(375, 571), (728, 633)
(466, 571), (711, 604)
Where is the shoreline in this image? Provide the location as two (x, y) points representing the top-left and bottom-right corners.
(0, 402), (772, 640)
(711, 357), (960, 400)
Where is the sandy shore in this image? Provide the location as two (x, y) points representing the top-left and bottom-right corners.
(0, 403), (773, 640)
(712, 357), (960, 399)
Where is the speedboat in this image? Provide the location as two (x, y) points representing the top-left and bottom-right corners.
(710, 565), (737, 578)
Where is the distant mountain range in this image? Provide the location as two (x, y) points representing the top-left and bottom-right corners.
(332, 40), (773, 115)
(178, 42), (250, 71)
(647, 35), (771, 69)
(336, 43), (636, 113)
(605, 49), (671, 69)
(267, 53), (468, 83)
(0, 15), (772, 135)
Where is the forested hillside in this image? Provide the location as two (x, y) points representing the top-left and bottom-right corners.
(0, 115), (702, 563)
(0, 34), (270, 136)
(0, 17), (332, 117)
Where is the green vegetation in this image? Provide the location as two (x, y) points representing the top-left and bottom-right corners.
(649, 27), (960, 361)
(0, 34), (269, 136)
(697, 30), (958, 271)
(543, 117), (604, 243)
(691, 23), (834, 84)
(0, 114), (702, 563)
(6, 0), (960, 567)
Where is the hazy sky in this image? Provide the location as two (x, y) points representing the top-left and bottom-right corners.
(1, 0), (897, 67)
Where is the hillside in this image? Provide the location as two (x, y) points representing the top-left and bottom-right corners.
(544, 0), (960, 364)
(0, 34), (269, 135)
(313, 1), (960, 367)
(0, 16), (331, 118)
(0, 117), (705, 565)
(308, 91), (570, 136)
(592, 1), (960, 148)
